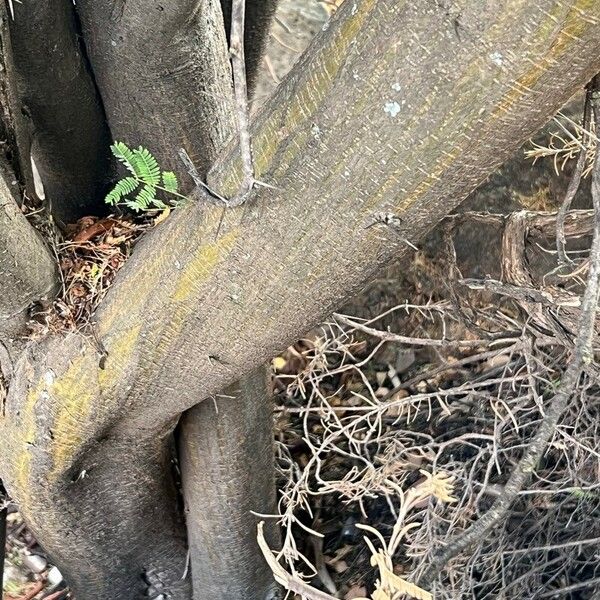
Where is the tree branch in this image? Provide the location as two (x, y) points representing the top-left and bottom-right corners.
(229, 0), (255, 199)
(220, 0), (280, 95)
(555, 88), (593, 266)
(0, 171), (57, 339)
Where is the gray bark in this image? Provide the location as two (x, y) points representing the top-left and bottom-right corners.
(0, 172), (57, 339)
(75, 0), (237, 181)
(1, 1), (600, 600)
(219, 0), (279, 93)
(4, 0), (112, 222)
(178, 367), (280, 600)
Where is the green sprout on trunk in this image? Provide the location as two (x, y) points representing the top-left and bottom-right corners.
(105, 142), (184, 211)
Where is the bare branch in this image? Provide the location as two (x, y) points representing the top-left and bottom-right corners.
(179, 368), (280, 600)
(556, 89), (594, 265)
(229, 0), (255, 201)
(417, 74), (600, 590)
(334, 313), (516, 348)
(220, 0), (279, 95)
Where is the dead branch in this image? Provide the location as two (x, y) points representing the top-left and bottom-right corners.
(334, 313), (516, 348)
(556, 88), (594, 266)
(417, 74), (600, 590)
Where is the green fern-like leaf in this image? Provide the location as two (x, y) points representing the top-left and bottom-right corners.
(111, 142), (138, 176)
(135, 184), (158, 209)
(106, 142), (180, 212)
(132, 146), (161, 186)
(124, 199), (143, 212)
(105, 176), (139, 206)
(162, 171), (179, 193)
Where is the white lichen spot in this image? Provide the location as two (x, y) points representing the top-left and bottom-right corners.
(384, 101), (401, 118)
(44, 370), (56, 386)
(351, 2), (358, 15)
(344, 169), (351, 177)
(489, 51), (504, 66)
(391, 82), (402, 92)
(311, 123), (322, 139)
(322, 20), (330, 31)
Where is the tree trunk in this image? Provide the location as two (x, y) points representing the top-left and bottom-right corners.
(75, 0), (237, 180)
(178, 367), (280, 599)
(0, 166), (57, 340)
(3, 0), (112, 222)
(1, 1), (600, 599)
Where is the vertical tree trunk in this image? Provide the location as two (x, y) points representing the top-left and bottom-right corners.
(4, 0), (112, 222)
(178, 367), (280, 600)
(75, 0), (237, 181)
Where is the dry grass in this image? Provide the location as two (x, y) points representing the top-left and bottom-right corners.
(525, 111), (597, 178)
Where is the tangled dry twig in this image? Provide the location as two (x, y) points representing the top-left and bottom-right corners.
(267, 84), (600, 596)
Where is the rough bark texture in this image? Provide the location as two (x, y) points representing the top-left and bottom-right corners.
(76, 0), (237, 181)
(19, 422), (191, 600)
(0, 173), (57, 339)
(78, 1), (281, 596)
(178, 367), (280, 600)
(1, 1), (600, 599)
(4, 0), (112, 223)
(0, 502), (5, 595)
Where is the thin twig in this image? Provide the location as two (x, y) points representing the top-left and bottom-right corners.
(177, 149), (228, 206)
(556, 87), (594, 266)
(417, 75), (600, 590)
(229, 0), (255, 205)
(179, 0), (256, 240)
(334, 313), (516, 348)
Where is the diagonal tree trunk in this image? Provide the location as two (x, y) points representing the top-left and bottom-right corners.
(1, 1), (600, 600)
